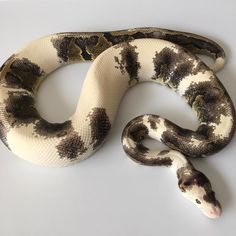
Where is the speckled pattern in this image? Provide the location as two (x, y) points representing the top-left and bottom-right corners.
(0, 28), (235, 218)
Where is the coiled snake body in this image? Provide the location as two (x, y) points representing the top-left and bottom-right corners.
(0, 28), (235, 218)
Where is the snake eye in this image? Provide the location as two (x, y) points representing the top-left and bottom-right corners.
(196, 199), (201, 204)
(183, 180), (191, 186)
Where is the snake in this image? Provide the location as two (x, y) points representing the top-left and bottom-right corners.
(0, 27), (235, 219)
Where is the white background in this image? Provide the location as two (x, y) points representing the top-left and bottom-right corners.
(0, 0), (236, 235)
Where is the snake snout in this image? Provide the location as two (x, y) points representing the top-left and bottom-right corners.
(177, 168), (222, 219)
(203, 201), (222, 219)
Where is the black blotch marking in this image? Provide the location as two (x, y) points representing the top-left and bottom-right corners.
(51, 36), (99, 62)
(178, 167), (220, 207)
(152, 48), (177, 79)
(123, 141), (148, 163)
(0, 121), (10, 150)
(138, 155), (172, 166)
(123, 140), (172, 166)
(52, 37), (76, 62)
(177, 167), (212, 192)
(86, 36), (112, 59)
(203, 191), (218, 206)
(114, 42), (141, 84)
(51, 30), (224, 65)
(163, 33), (224, 58)
(103, 30), (160, 46)
(161, 119), (201, 156)
(34, 119), (73, 138)
(122, 119), (149, 161)
(184, 80), (229, 124)
(151, 47), (234, 155)
(104, 29), (224, 60)
(88, 108), (111, 150)
(74, 36), (99, 60)
(162, 129), (190, 155)
(122, 120), (172, 166)
(103, 32), (132, 45)
(196, 124), (214, 139)
(56, 132), (87, 160)
(128, 123), (149, 142)
(185, 78), (236, 153)
(169, 61), (195, 87)
(161, 104), (235, 157)
(4, 58), (44, 92)
(4, 91), (39, 127)
(177, 167), (194, 192)
(148, 115), (159, 129)
(147, 156), (172, 166)
(121, 116), (143, 141)
(162, 125), (234, 157)
(152, 47), (195, 88)
(136, 143), (149, 155)
(194, 171), (212, 186)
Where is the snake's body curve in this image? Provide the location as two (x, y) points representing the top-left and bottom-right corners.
(0, 28), (235, 218)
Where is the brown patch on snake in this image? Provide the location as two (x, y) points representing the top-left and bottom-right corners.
(177, 166), (208, 192)
(141, 156), (173, 166)
(163, 33), (225, 58)
(154, 66), (235, 157)
(184, 79), (231, 124)
(0, 121), (10, 149)
(114, 42), (141, 85)
(152, 47), (196, 88)
(123, 143), (149, 163)
(87, 108), (111, 150)
(56, 132), (87, 160)
(86, 36), (112, 59)
(161, 123), (233, 157)
(122, 118), (173, 166)
(159, 118), (206, 157)
(203, 190), (220, 207)
(104, 28), (225, 61)
(103, 32), (134, 45)
(128, 122), (149, 142)
(123, 141), (172, 166)
(51, 36), (100, 62)
(193, 67), (235, 152)
(177, 166), (219, 207)
(52, 37), (83, 62)
(147, 115), (161, 130)
(103, 31), (157, 46)
(153, 57), (234, 155)
(4, 91), (39, 127)
(74, 36), (100, 60)
(4, 58), (44, 92)
(34, 120), (73, 138)
(51, 29), (225, 65)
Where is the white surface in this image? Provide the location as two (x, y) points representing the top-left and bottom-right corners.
(0, 0), (236, 235)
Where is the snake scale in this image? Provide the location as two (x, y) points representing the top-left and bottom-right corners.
(0, 27), (235, 218)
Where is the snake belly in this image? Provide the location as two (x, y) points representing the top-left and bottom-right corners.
(0, 28), (234, 168)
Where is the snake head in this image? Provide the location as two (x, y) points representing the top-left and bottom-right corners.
(178, 168), (221, 219)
